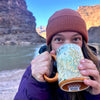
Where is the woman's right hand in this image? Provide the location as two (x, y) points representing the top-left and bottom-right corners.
(31, 51), (55, 82)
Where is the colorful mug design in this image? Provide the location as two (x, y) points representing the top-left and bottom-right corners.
(44, 44), (89, 92)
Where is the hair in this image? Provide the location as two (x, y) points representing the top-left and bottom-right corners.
(47, 40), (100, 100)
(82, 41), (100, 72)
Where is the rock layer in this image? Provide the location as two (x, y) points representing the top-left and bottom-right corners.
(0, 0), (36, 34)
(0, 0), (46, 44)
(77, 5), (100, 30)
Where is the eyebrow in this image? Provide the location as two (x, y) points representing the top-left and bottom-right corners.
(54, 33), (81, 37)
(72, 33), (82, 37)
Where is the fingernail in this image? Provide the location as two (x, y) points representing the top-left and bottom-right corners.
(78, 64), (83, 69)
(81, 59), (85, 63)
(84, 79), (89, 84)
(81, 70), (86, 74)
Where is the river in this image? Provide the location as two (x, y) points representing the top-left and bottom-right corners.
(0, 43), (100, 100)
(0, 44), (43, 71)
(0, 43), (45, 100)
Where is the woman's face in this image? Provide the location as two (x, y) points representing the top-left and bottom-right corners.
(51, 31), (83, 51)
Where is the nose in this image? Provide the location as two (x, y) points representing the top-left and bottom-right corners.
(64, 40), (72, 44)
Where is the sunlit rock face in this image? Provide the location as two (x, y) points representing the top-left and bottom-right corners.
(77, 5), (100, 30)
(77, 5), (100, 43)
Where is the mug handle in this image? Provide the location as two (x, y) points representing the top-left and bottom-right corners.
(44, 54), (58, 83)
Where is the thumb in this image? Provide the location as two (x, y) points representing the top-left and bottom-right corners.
(50, 50), (56, 55)
(50, 50), (56, 61)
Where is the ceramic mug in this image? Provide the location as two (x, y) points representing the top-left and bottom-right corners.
(44, 43), (89, 92)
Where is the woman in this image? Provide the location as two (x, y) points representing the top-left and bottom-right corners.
(14, 9), (100, 100)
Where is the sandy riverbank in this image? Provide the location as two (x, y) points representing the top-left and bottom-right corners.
(0, 69), (25, 100)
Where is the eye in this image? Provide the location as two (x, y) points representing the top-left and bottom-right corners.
(53, 37), (64, 43)
(55, 38), (63, 42)
(73, 37), (82, 42)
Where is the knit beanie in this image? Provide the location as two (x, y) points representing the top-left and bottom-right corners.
(46, 9), (88, 45)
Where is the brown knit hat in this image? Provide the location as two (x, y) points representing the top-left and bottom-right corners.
(46, 9), (88, 45)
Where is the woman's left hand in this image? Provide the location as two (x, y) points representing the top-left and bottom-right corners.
(78, 59), (100, 95)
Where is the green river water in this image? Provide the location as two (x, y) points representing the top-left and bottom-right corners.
(0, 43), (45, 71)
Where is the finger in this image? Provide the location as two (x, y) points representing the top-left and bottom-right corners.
(80, 59), (94, 64)
(78, 63), (97, 70)
(35, 73), (46, 82)
(84, 79), (98, 88)
(39, 51), (50, 60)
(31, 51), (51, 63)
(32, 58), (51, 71)
(78, 60), (97, 70)
(32, 65), (50, 82)
(84, 79), (100, 95)
(80, 69), (100, 80)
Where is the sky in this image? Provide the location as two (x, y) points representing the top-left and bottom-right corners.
(25, 0), (100, 28)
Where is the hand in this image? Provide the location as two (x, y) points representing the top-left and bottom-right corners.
(31, 50), (55, 82)
(78, 59), (100, 95)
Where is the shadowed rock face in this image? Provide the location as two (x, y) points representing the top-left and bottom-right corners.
(0, 0), (46, 44)
(88, 26), (100, 43)
(0, 0), (36, 34)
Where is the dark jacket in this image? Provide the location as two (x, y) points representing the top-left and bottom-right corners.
(14, 45), (100, 100)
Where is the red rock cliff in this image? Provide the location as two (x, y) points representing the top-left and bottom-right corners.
(77, 5), (100, 30)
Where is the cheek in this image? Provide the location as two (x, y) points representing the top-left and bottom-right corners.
(78, 42), (82, 48)
(52, 44), (58, 51)
(51, 42), (61, 52)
